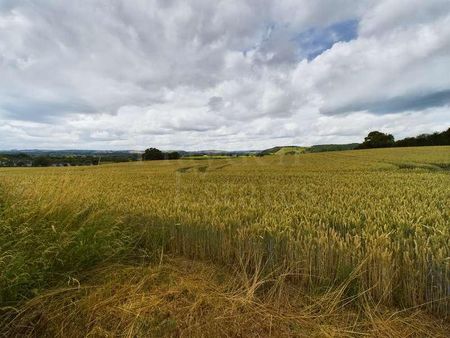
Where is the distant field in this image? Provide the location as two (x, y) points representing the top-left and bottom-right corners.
(1, 147), (449, 336)
(271, 146), (306, 155)
(182, 154), (236, 160)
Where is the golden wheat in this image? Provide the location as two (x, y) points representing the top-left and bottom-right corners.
(0, 146), (449, 321)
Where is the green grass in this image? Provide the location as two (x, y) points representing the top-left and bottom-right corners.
(259, 146), (306, 156)
(273, 146), (306, 155)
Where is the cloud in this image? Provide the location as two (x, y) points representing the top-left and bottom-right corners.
(297, 12), (450, 117)
(321, 90), (450, 115)
(0, 0), (449, 150)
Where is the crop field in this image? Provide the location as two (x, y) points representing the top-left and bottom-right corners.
(0, 146), (449, 336)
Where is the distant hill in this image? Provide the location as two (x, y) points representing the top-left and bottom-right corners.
(0, 149), (142, 157)
(305, 143), (359, 153)
(0, 150), (142, 167)
(258, 146), (306, 156)
(179, 150), (260, 157)
(258, 144), (358, 156)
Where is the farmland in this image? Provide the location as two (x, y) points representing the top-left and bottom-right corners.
(0, 146), (449, 336)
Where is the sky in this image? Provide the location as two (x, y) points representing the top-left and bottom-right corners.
(1, 0), (449, 150)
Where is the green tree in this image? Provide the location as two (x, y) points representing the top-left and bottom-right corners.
(143, 148), (164, 161)
(33, 156), (51, 166)
(167, 152), (181, 160)
(359, 131), (395, 148)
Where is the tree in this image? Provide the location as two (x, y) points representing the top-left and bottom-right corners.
(358, 131), (395, 149)
(143, 148), (164, 161)
(167, 152), (180, 160)
(394, 127), (450, 147)
(33, 156), (51, 166)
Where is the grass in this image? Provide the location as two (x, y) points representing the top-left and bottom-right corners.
(3, 258), (449, 337)
(258, 145), (306, 156)
(182, 155), (237, 160)
(274, 146), (306, 155)
(0, 146), (449, 336)
(263, 146), (307, 156)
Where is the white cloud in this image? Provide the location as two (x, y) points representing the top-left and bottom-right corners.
(0, 0), (449, 150)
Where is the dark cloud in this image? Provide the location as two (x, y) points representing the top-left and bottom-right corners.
(1, 97), (94, 122)
(208, 96), (224, 111)
(321, 90), (450, 115)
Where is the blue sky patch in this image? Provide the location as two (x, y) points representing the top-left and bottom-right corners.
(294, 19), (359, 60)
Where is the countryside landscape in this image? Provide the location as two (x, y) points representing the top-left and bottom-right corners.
(1, 1), (450, 337)
(1, 137), (449, 336)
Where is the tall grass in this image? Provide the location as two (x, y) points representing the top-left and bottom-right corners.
(0, 146), (449, 319)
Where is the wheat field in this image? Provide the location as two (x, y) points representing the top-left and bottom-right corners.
(0, 146), (449, 336)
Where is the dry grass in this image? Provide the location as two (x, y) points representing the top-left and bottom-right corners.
(3, 257), (449, 337)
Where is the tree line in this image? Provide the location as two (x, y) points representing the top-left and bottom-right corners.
(357, 127), (450, 149)
(0, 153), (140, 167)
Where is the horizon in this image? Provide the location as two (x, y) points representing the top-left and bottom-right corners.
(1, 1), (450, 150)
(1, 125), (447, 153)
